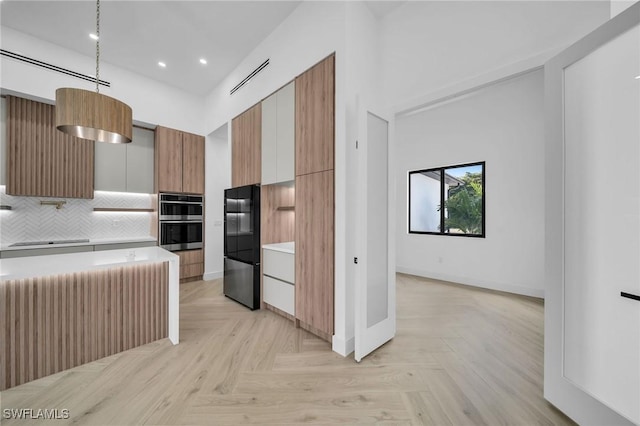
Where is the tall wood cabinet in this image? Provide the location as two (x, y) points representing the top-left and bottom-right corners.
(295, 170), (334, 336)
(231, 103), (261, 187)
(295, 54), (335, 176)
(6, 96), (94, 198)
(155, 126), (204, 194)
(295, 54), (335, 339)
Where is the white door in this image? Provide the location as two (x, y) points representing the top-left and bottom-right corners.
(545, 4), (640, 425)
(354, 107), (396, 362)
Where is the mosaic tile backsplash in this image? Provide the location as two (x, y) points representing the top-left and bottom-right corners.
(0, 186), (154, 244)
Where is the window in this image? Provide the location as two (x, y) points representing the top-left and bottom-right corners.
(408, 162), (485, 237)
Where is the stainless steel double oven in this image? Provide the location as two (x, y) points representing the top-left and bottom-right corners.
(159, 193), (203, 251)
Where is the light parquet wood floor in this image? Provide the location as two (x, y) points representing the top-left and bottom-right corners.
(0, 274), (573, 425)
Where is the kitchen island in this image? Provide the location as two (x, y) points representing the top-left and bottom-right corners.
(0, 247), (179, 391)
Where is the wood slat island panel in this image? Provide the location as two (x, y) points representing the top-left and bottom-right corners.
(0, 262), (168, 391)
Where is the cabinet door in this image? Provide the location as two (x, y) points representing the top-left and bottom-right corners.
(155, 126), (183, 193)
(94, 139), (127, 192)
(126, 127), (155, 193)
(6, 96), (94, 198)
(232, 104), (261, 187)
(295, 170), (334, 335)
(261, 93), (278, 185)
(277, 81), (295, 182)
(182, 132), (205, 194)
(295, 55), (334, 176)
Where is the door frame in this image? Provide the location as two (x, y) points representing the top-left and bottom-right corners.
(544, 3), (640, 425)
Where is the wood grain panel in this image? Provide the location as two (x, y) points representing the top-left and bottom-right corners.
(295, 170), (334, 336)
(182, 132), (205, 194)
(260, 184), (295, 245)
(295, 54), (335, 176)
(232, 103), (261, 187)
(155, 126), (183, 193)
(180, 263), (205, 280)
(6, 96), (94, 198)
(0, 262), (169, 391)
(176, 249), (204, 280)
(176, 249), (204, 265)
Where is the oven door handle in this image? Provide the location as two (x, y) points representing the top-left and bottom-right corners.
(160, 220), (203, 224)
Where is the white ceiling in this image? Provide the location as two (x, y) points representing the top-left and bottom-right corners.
(0, 1), (302, 95)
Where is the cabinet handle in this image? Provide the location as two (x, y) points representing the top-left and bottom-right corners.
(621, 292), (640, 302)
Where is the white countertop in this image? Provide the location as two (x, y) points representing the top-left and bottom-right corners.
(0, 246), (175, 281)
(0, 246), (180, 345)
(0, 236), (157, 251)
(262, 241), (295, 254)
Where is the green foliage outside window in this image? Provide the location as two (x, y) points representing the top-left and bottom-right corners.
(444, 172), (483, 234)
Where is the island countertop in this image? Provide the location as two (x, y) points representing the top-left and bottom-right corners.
(0, 247), (180, 346)
(0, 246), (176, 280)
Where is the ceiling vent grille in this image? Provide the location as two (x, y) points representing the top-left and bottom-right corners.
(230, 59), (269, 95)
(1, 49), (110, 88)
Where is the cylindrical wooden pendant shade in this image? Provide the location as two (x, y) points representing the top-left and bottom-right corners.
(55, 87), (133, 144)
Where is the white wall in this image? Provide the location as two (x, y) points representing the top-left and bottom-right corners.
(338, 2), (386, 355)
(409, 173), (441, 233)
(380, 1), (610, 112)
(396, 70), (545, 298)
(203, 124), (230, 281)
(611, 1), (637, 17)
(202, 2), (346, 134)
(0, 26), (205, 134)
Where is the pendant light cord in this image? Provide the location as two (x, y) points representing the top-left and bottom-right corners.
(95, 0), (100, 93)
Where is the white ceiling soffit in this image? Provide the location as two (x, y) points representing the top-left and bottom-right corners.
(0, 1), (301, 96)
(365, 1), (407, 18)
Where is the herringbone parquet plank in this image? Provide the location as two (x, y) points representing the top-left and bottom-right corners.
(0, 274), (574, 425)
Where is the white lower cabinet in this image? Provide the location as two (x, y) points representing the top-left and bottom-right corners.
(262, 245), (295, 315)
(263, 276), (294, 316)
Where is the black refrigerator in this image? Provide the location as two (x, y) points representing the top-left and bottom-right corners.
(223, 184), (260, 310)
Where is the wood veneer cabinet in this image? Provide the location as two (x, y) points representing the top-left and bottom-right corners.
(155, 126), (204, 194)
(295, 54), (335, 176)
(176, 248), (204, 280)
(295, 170), (334, 337)
(6, 96), (94, 198)
(182, 131), (205, 194)
(231, 103), (261, 187)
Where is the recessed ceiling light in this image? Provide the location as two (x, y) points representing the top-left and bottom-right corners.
(635, 75), (640, 80)
(158, 61), (167, 68)
(199, 58), (208, 65)
(89, 33), (99, 41)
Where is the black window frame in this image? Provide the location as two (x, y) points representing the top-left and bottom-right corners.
(408, 161), (486, 238)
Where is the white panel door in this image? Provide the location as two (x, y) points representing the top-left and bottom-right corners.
(354, 108), (395, 362)
(545, 4), (640, 425)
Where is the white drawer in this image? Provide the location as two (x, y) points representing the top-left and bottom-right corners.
(263, 248), (294, 283)
(263, 276), (294, 316)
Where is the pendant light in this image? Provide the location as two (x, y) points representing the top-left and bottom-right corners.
(55, 0), (132, 144)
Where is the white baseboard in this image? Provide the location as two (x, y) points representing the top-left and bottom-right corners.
(396, 266), (545, 299)
(202, 270), (223, 281)
(332, 335), (355, 357)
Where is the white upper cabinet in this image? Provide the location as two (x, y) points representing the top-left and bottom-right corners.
(262, 92), (278, 184)
(126, 127), (155, 193)
(261, 81), (295, 185)
(95, 127), (155, 193)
